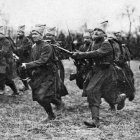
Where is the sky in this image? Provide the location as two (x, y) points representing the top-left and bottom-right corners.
(0, 0), (140, 32)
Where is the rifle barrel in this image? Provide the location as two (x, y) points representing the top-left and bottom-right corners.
(53, 44), (73, 55)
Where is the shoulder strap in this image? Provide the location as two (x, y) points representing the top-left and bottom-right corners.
(107, 39), (115, 60)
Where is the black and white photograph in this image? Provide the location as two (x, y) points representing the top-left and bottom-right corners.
(0, 0), (139, 139)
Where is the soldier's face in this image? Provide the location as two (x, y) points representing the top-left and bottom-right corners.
(45, 35), (55, 42)
(32, 31), (43, 42)
(17, 31), (24, 37)
(84, 36), (91, 44)
(92, 29), (105, 40)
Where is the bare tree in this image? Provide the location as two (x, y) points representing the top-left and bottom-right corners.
(121, 5), (136, 36)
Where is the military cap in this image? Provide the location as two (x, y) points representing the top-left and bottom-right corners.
(107, 33), (117, 40)
(0, 26), (4, 35)
(86, 29), (94, 33)
(35, 24), (46, 28)
(94, 20), (108, 34)
(113, 32), (121, 37)
(17, 25), (25, 33)
(45, 27), (56, 36)
(83, 31), (91, 38)
(32, 25), (45, 35)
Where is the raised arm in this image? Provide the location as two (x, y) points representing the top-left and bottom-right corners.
(73, 42), (112, 59)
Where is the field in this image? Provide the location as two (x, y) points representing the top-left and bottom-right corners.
(0, 60), (140, 140)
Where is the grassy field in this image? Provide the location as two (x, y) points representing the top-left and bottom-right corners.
(0, 60), (140, 140)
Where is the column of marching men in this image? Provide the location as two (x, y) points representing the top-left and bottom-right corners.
(0, 21), (135, 128)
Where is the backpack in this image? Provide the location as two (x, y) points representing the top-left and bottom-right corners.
(107, 38), (131, 65)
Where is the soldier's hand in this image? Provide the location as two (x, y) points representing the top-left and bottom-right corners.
(21, 63), (27, 69)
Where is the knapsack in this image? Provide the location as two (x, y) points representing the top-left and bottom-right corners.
(107, 38), (131, 64)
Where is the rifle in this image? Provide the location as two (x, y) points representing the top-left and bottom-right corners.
(53, 44), (73, 56)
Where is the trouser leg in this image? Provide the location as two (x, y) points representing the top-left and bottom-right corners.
(51, 97), (61, 106)
(5, 77), (19, 95)
(108, 103), (116, 111)
(0, 83), (5, 91)
(84, 89), (101, 128)
(91, 106), (99, 121)
(51, 96), (64, 110)
(38, 100), (55, 120)
(0, 74), (6, 90)
(22, 80), (29, 90)
(84, 106), (100, 128)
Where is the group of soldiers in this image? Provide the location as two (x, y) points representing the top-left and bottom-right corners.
(0, 21), (135, 128)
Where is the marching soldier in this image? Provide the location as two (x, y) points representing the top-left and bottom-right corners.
(70, 31), (93, 89)
(0, 26), (19, 95)
(15, 25), (32, 91)
(108, 33), (135, 102)
(44, 26), (66, 82)
(72, 22), (127, 128)
(21, 25), (68, 122)
(79, 31), (92, 52)
(44, 27), (56, 43)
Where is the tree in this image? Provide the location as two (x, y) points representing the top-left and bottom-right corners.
(121, 6), (136, 36)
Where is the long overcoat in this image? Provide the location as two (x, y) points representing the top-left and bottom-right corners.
(15, 36), (32, 63)
(26, 40), (68, 101)
(0, 37), (15, 79)
(74, 39), (121, 107)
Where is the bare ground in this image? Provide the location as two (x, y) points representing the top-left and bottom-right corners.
(0, 60), (140, 140)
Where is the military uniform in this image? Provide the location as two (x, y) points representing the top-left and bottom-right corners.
(26, 40), (68, 100)
(44, 26), (65, 82)
(15, 25), (32, 91)
(79, 39), (120, 106)
(79, 43), (92, 52)
(15, 36), (32, 63)
(0, 35), (18, 95)
(107, 35), (135, 101)
(23, 26), (68, 121)
(72, 37), (126, 127)
(73, 38), (92, 89)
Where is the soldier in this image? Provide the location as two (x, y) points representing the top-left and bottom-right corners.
(15, 25), (32, 91)
(70, 31), (93, 89)
(0, 26), (19, 95)
(72, 23), (126, 128)
(21, 25), (68, 122)
(44, 26), (65, 82)
(44, 27), (56, 43)
(79, 31), (92, 52)
(107, 33), (135, 102)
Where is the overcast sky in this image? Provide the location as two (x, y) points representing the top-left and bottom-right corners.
(0, 0), (140, 32)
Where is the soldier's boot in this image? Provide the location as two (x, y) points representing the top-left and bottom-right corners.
(41, 103), (56, 124)
(0, 85), (5, 95)
(108, 103), (116, 112)
(129, 94), (135, 101)
(19, 80), (29, 91)
(117, 93), (126, 110)
(84, 106), (100, 128)
(129, 87), (135, 101)
(51, 97), (64, 110)
(6, 80), (19, 95)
